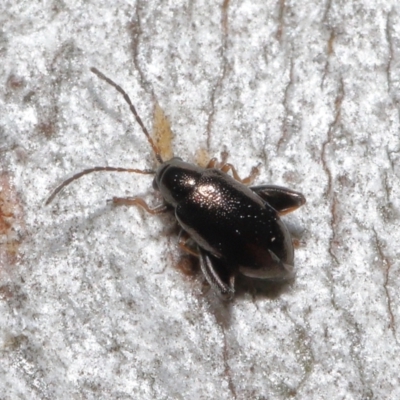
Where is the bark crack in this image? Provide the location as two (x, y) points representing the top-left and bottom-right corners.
(206, 0), (231, 150)
(373, 228), (397, 339)
(277, 54), (294, 152)
(321, 78), (344, 266)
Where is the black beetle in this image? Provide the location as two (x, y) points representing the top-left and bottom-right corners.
(47, 68), (306, 299)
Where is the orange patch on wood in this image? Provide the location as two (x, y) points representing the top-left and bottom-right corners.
(6, 74), (26, 91)
(153, 102), (174, 161)
(0, 174), (25, 268)
(176, 254), (199, 277)
(195, 148), (211, 168)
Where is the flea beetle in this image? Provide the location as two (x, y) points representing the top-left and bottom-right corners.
(47, 68), (306, 299)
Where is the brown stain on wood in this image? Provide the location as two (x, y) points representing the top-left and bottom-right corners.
(0, 174), (25, 268)
(195, 148), (211, 168)
(153, 102), (174, 161)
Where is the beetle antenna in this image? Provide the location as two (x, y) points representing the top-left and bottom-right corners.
(90, 67), (163, 164)
(45, 166), (155, 205)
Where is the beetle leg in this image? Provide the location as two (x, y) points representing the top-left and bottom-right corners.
(206, 155), (259, 184)
(250, 185), (306, 215)
(206, 150), (229, 168)
(267, 249), (295, 280)
(178, 230), (199, 256)
(220, 163), (259, 185)
(199, 250), (235, 300)
(111, 197), (169, 215)
(206, 157), (218, 168)
(240, 249), (295, 280)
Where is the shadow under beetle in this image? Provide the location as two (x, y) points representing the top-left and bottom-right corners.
(47, 68), (306, 300)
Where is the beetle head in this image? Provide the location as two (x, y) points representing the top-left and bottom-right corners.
(153, 157), (203, 207)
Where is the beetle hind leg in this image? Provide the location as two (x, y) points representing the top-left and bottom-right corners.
(199, 250), (235, 300)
